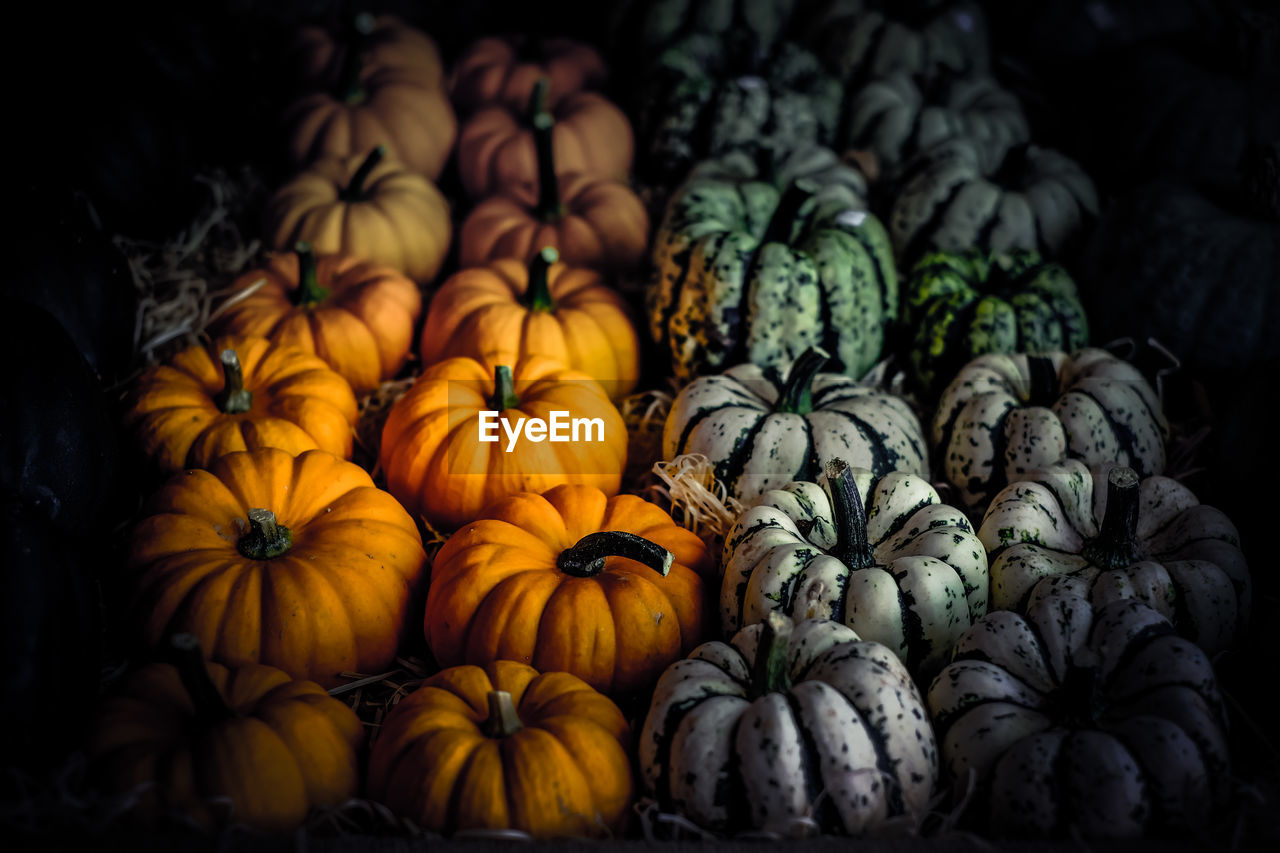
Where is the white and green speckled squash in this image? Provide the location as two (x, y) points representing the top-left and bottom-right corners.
(648, 145), (896, 382)
(977, 462), (1250, 655)
(611, 0), (799, 62)
(640, 613), (937, 835)
(722, 458), (987, 675)
(663, 348), (928, 506)
(932, 348), (1167, 512)
(927, 591), (1231, 838)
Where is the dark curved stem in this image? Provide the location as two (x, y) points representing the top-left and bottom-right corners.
(482, 690), (523, 738)
(760, 181), (815, 248)
(217, 349), (253, 414)
(169, 633), (235, 726)
(489, 365), (520, 412)
(752, 612), (793, 698)
(827, 459), (876, 570)
(294, 242), (330, 306)
(336, 12), (376, 103)
(341, 145), (386, 201)
(237, 508), (294, 560)
(526, 247), (559, 312)
(556, 531), (673, 578)
(1025, 356), (1059, 408)
(528, 78), (562, 221)
(1081, 467), (1142, 570)
(774, 347), (830, 415)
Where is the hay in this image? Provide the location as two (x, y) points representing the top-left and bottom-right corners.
(619, 384), (675, 496)
(648, 453), (744, 555)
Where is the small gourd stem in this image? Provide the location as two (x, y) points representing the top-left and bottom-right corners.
(556, 531), (674, 578)
(1081, 467), (1142, 570)
(774, 347), (830, 415)
(342, 145), (386, 201)
(1025, 356), (1059, 409)
(760, 181), (815, 249)
(751, 612), (793, 698)
(482, 691), (523, 738)
(526, 247), (559, 312)
(216, 349), (254, 414)
(528, 78), (562, 222)
(336, 12), (376, 104)
(237, 508), (294, 560)
(169, 633), (235, 726)
(826, 459), (876, 570)
(489, 365), (520, 412)
(293, 242), (331, 306)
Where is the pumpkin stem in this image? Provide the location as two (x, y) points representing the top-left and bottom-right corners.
(489, 365), (521, 412)
(293, 242), (331, 306)
(169, 633), (235, 726)
(216, 349), (254, 414)
(774, 347), (830, 415)
(827, 459), (876, 570)
(752, 612), (793, 697)
(482, 690), (523, 738)
(528, 78), (563, 222)
(237, 508), (294, 560)
(1025, 356), (1059, 409)
(526, 247), (559, 312)
(342, 145), (386, 202)
(760, 180), (815, 249)
(557, 531), (673, 578)
(336, 12), (376, 104)
(1081, 467), (1143, 571)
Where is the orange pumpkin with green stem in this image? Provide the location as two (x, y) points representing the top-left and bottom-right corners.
(449, 35), (607, 115)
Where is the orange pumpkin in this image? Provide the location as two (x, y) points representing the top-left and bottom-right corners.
(419, 247), (640, 399)
(449, 35), (607, 115)
(425, 484), (713, 697)
(263, 145), (452, 284)
(367, 661), (633, 838)
(127, 448), (427, 687)
(456, 77), (633, 200)
(123, 335), (358, 474)
(284, 12), (455, 179)
(89, 634), (363, 832)
(380, 354), (626, 531)
(210, 243), (422, 395)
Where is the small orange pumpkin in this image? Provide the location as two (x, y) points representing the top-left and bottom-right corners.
(367, 661), (633, 838)
(123, 335), (358, 473)
(379, 354), (626, 531)
(210, 243), (422, 395)
(449, 35), (607, 115)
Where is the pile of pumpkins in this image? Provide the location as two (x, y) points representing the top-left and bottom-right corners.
(16, 0), (1267, 845)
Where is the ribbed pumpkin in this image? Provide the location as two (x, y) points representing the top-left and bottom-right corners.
(648, 144), (895, 382)
(449, 34), (607, 115)
(978, 462), (1250, 655)
(127, 448), (426, 687)
(639, 614), (937, 835)
(663, 347), (928, 506)
(209, 243), (422, 395)
(419, 247), (640, 399)
(380, 354), (626, 531)
(609, 0), (796, 62)
(122, 336), (358, 474)
(722, 458), (987, 675)
(426, 484), (713, 697)
(367, 661), (632, 838)
(263, 145), (452, 284)
(932, 348), (1168, 512)
(89, 635), (363, 832)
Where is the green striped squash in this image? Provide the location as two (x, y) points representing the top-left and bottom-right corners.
(610, 0), (799, 61)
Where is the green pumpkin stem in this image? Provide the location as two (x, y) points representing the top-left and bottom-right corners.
(528, 78), (563, 222)
(752, 612), (793, 697)
(557, 531), (673, 578)
(1026, 356), (1060, 409)
(237, 508), (294, 560)
(293, 242), (331, 306)
(827, 459), (876, 570)
(760, 181), (815, 249)
(170, 633), (235, 726)
(482, 690), (524, 738)
(1081, 467), (1143, 570)
(774, 347), (830, 415)
(336, 12), (376, 104)
(489, 365), (521, 412)
(527, 247), (559, 312)
(216, 349), (253, 414)
(342, 145), (386, 201)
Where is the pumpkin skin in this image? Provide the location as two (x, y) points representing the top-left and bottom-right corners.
(126, 448), (427, 687)
(932, 348), (1168, 512)
(380, 355), (627, 531)
(639, 614), (937, 835)
(449, 34), (608, 115)
(367, 660), (632, 838)
(419, 248), (641, 399)
(263, 145), (452, 284)
(122, 335), (358, 474)
(209, 245), (422, 395)
(977, 462), (1250, 655)
(426, 485), (713, 697)
(663, 348), (928, 506)
(89, 637), (363, 832)
(927, 592), (1231, 838)
(722, 459), (988, 675)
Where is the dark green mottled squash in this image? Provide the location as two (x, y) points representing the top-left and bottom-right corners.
(609, 0), (799, 68)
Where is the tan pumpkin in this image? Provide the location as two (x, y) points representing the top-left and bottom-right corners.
(449, 34), (607, 115)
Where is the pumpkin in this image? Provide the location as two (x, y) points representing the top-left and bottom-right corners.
(209, 243), (422, 396)
(90, 634), (362, 832)
(889, 139), (1099, 265)
(449, 34), (607, 115)
(932, 348), (1168, 512)
(419, 247), (641, 399)
(927, 591), (1231, 837)
(367, 660), (632, 838)
(977, 462), (1250, 655)
(639, 613), (937, 835)
(126, 448), (427, 687)
(283, 12), (455, 180)
(425, 484), (713, 697)
(122, 336), (358, 474)
(380, 354), (627, 531)
(263, 145), (452, 285)
(647, 144), (895, 382)
(609, 0), (797, 63)
(904, 249), (1089, 400)
(722, 458), (987, 675)
(663, 347), (928, 506)
(456, 77), (633, 200)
